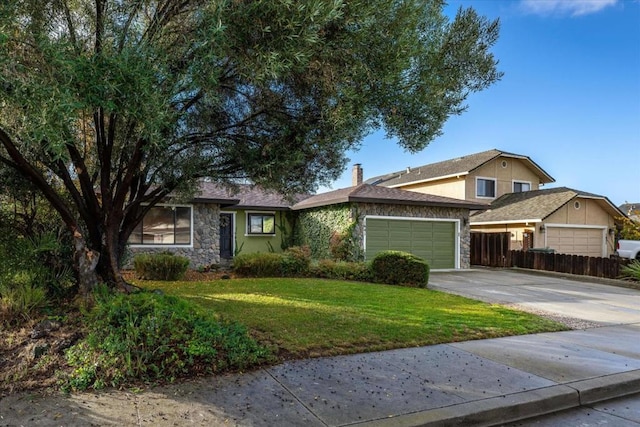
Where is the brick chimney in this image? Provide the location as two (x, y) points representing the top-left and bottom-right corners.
(352, 163), (363, 186)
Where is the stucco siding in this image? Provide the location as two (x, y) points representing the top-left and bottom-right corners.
(233, 210), (291, 255)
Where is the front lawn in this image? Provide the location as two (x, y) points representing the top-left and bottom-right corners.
(139, 278), (567, 359)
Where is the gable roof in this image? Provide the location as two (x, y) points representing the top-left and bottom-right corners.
(365, 149), (555, 188)
(470, 187), (624, 224)
(292, 184), (486, 210)
(193, 182), (309, 210)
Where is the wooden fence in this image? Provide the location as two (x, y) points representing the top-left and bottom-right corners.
(474, 250), (632, 280)
(470, 232), (511, 267)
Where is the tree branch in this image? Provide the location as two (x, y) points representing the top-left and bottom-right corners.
(0, 129), (77, 230)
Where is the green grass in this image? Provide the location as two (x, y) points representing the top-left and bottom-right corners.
(139, 278), (567, 359)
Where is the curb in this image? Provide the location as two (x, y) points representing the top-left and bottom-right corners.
(354, 370), (640, 427)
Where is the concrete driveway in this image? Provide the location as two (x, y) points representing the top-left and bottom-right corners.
(429, 269), (640, 327)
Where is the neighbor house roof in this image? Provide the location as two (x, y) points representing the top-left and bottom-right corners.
(470, 187), (624, 225)
(365, 149), (555, 188)
(193, 182), (310, 210)
(292, 184), (486, 210)
(619, 203), (640, 218)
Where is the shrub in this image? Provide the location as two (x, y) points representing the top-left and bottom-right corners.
(310, 259), (372, 282)
(63, 290), (269, 391)
(370, 251), (429, 288)
(233, 247), (311, 278)
(233, 252), (284, 277)
(621, 260), (640, 281)
(0, 279), (47, 323)
(329, 231), (351, 261)
(133, 253), (189, 281)
(281, 246), (311, 276)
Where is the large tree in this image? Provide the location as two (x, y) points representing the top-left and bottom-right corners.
(0, 0), (502, 294)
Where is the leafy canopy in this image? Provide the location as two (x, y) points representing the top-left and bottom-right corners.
(0, 0), (502, 288)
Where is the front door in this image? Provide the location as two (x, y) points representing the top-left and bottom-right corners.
(220, 213), (234, 259)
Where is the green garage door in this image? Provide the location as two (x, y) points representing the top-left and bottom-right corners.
(365, 218), (457, 269)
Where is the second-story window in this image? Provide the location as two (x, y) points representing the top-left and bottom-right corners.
(476, 178), (496, 198)
(513, 181), (531, 193)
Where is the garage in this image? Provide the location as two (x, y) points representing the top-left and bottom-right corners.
(545, 226), (606, 257)
(364, 217), (458, 269)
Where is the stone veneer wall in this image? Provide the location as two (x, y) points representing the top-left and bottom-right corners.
(352, 203), (472, 269)
(127, 203), (220, 269)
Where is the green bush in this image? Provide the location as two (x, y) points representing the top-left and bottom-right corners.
(621, 260), (640, 281)
(63, 290), (269, 391)
(233, 252), (284, 277)
(0, 231), (74, 323)
(133, 253), (190, 281)
(0, 279), (47, 323)
(233, 247), (311, 277)
(370, 251), (429, 288)
(281, 246), (311, 276)
(310, 259), (372, 281)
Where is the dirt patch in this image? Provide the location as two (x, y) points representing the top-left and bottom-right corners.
(0, 311), (84, 398)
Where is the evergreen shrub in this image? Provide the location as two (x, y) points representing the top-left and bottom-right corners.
(310, 259), (372, 281)
(370, 251), (429, 287)
(133, 253), (189, 281)
(233, 247), (311, 277)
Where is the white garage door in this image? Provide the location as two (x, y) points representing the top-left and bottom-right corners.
(545, 226), (605, 257)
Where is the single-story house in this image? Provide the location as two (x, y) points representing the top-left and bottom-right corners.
(128, 173), (484, 270)
(470, 187), (624, 257)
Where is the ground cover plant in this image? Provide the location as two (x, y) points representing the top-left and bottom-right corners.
(62, 288), (270, 391)
(139, 277), (567, 359)
(621, 260), (640, 281)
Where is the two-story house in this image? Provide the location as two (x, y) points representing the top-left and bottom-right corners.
(367, 149), (623, 257)
(365, 149), (555, 203)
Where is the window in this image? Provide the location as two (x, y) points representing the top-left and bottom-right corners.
(129, 206), (192, 245)
(513, 181), (531, 193)
(476, 178), (496, 198)
(247, 213), (276, 235)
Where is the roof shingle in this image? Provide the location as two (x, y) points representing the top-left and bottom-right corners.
(365, 149), (555, 187)
(293, 184), (486, 210)
(470, 187), (623, 223)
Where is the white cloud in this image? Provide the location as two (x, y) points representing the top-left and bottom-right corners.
(521, 0), (618, 17)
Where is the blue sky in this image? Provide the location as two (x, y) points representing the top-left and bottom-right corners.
(322, 0), (640, 207)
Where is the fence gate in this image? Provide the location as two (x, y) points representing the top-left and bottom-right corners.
(471, 232), (511, 267)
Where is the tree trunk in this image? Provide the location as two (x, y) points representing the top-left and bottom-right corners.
(73, 231), (100, 297)
(95, 224), (139, 294)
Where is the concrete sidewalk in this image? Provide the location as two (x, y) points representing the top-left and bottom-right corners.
(2, 323), (640, 426)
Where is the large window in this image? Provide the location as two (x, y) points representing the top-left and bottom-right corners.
(476, 178), (496, 198)
(247, 213), (276, 235)
(513, 181), (531, 193)
(129, 206), (192, 245)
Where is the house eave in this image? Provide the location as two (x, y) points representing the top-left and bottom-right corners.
(351, 196), (483, 210)
(470, 219), (543, 226)
(191, 197), (241, 207)
(387, 172), (469, 188)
